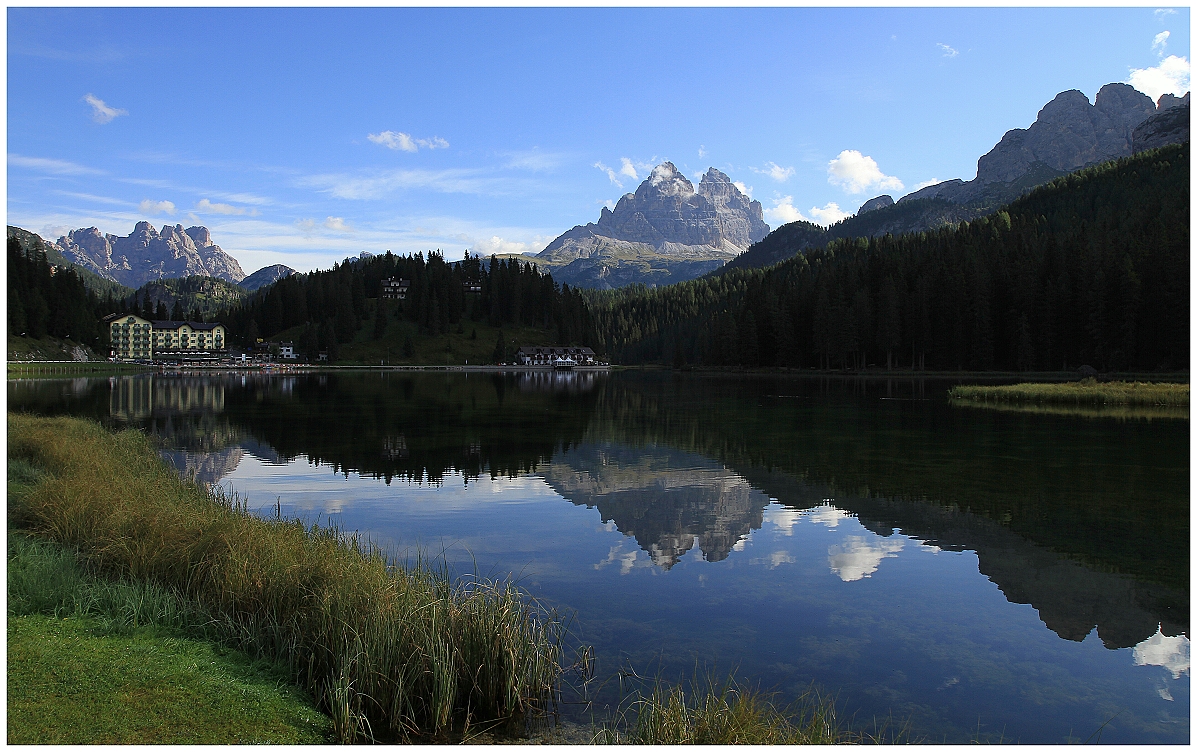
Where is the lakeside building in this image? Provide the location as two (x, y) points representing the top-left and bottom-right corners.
(103, 313), (227, 362)
(515, 346), (598, 367)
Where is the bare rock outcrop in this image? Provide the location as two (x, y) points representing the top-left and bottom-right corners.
(56, 222), (246, 288)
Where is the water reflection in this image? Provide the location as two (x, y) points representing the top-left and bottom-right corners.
(539, 444), (767, 568)
(827, 534), (906, 582)
(7, 371), (1188, 743)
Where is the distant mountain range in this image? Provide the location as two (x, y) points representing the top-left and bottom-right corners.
(55, 221), (246, 288)
(522, 163), (770, 289)
(724, 84), (1189, 273)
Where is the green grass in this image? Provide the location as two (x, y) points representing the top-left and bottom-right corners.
(949, 379), (1188, 408)
(9, 615), (332, 744)
(8, 414), (569, 742)
(7, 521), (333, 743)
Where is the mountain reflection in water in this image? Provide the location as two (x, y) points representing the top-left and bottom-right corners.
(8, 370), (1188, 743)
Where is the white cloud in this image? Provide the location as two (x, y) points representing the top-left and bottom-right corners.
(324, 216), (353, 232)
(195, 198), (258, 216)
(41, 224), (71, 240)
(752, 161), (795, 182)
(503, 149), (565, 172)
(912, 177), (945, 191)
(766, 506), (803, 536)
(1127, 54), (1191, 101)
(937, 43), (959, 58)
(1153, 30), (1171, 52)
(809, 202), (850, 225)
(619, 157), (639, 180)
(138, 199), (175, 216)
(828, 535), (905, 582)
(594, 161), (623, 189)
(698, 145), (708, 159)
(295, 218), (317, 237)
(764, 196), (807, 225)
(470, 234), (552, 256)
(83, 93), (127, 124)
(1155, 8), (1177, 17)
(9, 154), (103, 175)
(367, 130), (449, 152)
(806, 503), (851, 528)
(733, 181), (753, 198)
(1133, 628), (1190, 679)
(827, 150), (904, 194)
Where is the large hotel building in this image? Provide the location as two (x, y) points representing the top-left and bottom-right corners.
(104, 313), (227, 362)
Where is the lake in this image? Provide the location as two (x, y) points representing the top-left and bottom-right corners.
(8, 369), (1189, 743)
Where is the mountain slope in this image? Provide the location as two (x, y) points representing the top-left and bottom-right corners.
(726, 83), (1181, 274)
(592, 142), (1188, 373)
(239, 264), (297, 292)
(7, 226), (133, 300)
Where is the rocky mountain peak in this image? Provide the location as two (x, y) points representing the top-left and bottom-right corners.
(1157, 92), (1190, 112)
(186, 226), (214, 247)
(858, 195), (895, 214)
(644, 162), (694, 197)
(54, 222), (245, 288)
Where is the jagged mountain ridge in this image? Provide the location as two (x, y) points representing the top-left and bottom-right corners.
(55, 221), (246, 288)
(528, 163), (770, 289)
(726, 83), (1188, 274)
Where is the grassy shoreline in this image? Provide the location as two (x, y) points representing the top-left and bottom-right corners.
(7, 413), (875, 744)
(948, 379), (1189, 408)
(8, 413), (567, 742)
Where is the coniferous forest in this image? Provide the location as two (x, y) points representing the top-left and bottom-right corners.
(590, 144), (1188, 372)
(8, 236), (107, 347)
(218, 251), (596, 361)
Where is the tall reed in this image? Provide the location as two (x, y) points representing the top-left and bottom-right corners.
(595, 671), (866, 744)
(8, 414), (567, 741)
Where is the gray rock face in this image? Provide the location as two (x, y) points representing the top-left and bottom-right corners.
(538, 163), (768, 263)
(55, 222), (245, 288)
(1156, 92), (1188, 112)
(1133, 95), (1190, 154)
(974, 84), (1155, 186)
(898, 83), (1159, 209)
(857, 195), (894, 214)
(240, 264), (297, 292)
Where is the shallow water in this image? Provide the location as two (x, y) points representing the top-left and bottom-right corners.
(9, 370), (1189, 743)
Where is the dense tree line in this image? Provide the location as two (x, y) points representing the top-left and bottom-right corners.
(219, 251), (597, 361)
(7, 236), (109, 347)
(593, 144), (1188, 372)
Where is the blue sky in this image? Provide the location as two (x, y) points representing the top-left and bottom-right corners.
(8, 7), (1190, 274)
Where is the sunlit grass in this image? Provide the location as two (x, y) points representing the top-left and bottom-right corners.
(8, 413), (569, 742)
(593, 670), (911, 745)
(949, 379), (1188, 408)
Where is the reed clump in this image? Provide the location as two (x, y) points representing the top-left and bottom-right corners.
(949, 379), (1188, 408)
(596, 672), (876, 744)
(8, 414), (567, 742)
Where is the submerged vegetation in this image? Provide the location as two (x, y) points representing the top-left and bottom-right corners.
(8, 414), (569, 742)
(949, 379), (1189, 407)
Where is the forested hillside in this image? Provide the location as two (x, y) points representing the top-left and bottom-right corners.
(593, 144), (1188, 372)
(219, 251), (597, 361)
(8, 237), (108, 348)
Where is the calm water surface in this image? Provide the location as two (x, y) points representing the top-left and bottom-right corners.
(9, 370), (1189, 743)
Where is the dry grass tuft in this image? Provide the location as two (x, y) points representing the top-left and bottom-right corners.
(8, 414), (567, 742)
